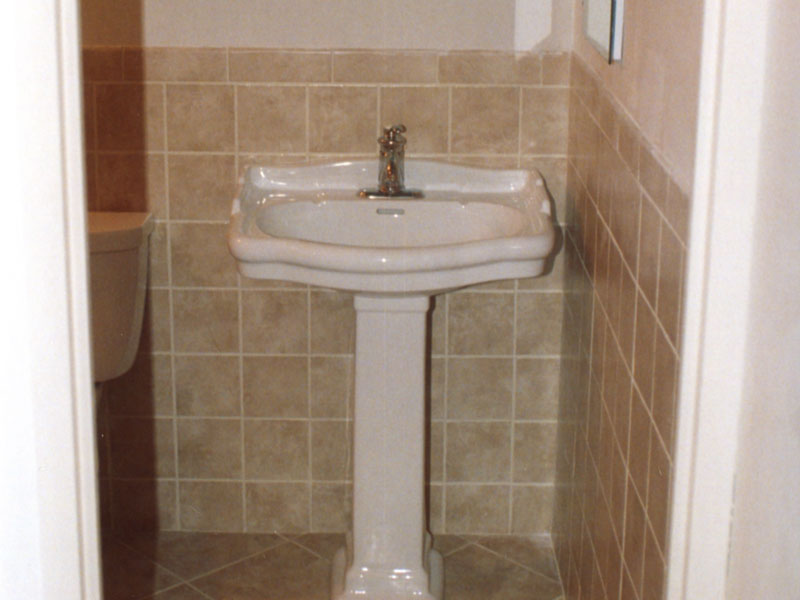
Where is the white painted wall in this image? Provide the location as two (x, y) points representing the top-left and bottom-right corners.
(81, 0), (573, 51)
(0, 1), (99, 599)
(726, 0), (800, 595)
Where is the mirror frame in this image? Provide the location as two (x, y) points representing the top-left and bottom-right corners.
(583, 0), (625, 63)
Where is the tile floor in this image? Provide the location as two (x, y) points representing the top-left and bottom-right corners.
(102, 532), (564, 600)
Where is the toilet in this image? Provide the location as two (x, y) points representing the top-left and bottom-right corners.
(88, 211), (153, 382)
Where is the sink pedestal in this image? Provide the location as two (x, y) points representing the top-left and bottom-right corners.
(331, 294), (443, 600)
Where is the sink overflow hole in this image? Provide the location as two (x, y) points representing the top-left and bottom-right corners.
(376, 208), (405, 216)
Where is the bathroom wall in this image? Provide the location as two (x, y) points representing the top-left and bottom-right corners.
(728, 1), (800, 595)
(553, 0), (701, 598)
(84, 46), (572, 536)
(80, 0), (573, 51)
(572, 0), (702, 192)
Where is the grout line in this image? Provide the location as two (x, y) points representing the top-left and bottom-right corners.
(440, 293), (450, 532)
(375, 84), (382, 133)
(234, 79), (246, 532)
(182, 582), (217, 600)
(548, 533), (568, 596)
(89, 78), (568, 90)
(106, 415), (556, 424)
(305, 86), (310, 158)
(306, 286), (313, 529)
(173, 537), (289, 585)
(145, 349), (564, 360)
(508, 278), (519, 533)
(517, 86), (524, 169)
(238, 268), (246, 531)
(446, 86), (452, 157)
(470, 537), (561, 583)
(161, 79), (182, 532)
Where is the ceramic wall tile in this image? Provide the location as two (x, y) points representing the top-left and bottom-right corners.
(85, 46), (572, 537)
(512, 423), (558, 483)
(179, 481), (243, 531)
(177, 418), (242, 479)
(380, 87), (448, 154)
(511, 485), (555, 534)
(245, 483), (309, 532)
(168, 154), (237, 221)
(244, 420), (309, 480)
(516, 293), (564, 355)
(166, 84), (235, 151)
(83, 47), (124, 81)
(308, 86), (377, 153)
(124, 47), (227, 82)
(175, 355), (240, 417)
(447, 358), (513, 419)
(445, 485), (509, 534)
(170, 223), (238, 287)
(515, 358), (560, 420)
(96, 83), (165, 151)
(236, 85), (306, 153)
(448, 293), (514, 355)
(229, 50), (331, 82)
(310, 421), (350, 481)
(95, 153), (166, 217)
(445, 422), (511, 482)
(521, 88), (569, 155)
(439, 52), (541, 84)
(333, 51), (437, 83)
(310, 291), (355, 354)
(172, 290), (239, 353)
(243, 356), (309, 418)
(311, 484), (350, 532)
(554, 53), (687, 600)
(451, 87), (519, 154)
(241, 291), (308, 354)
(309, 356), (352, 418)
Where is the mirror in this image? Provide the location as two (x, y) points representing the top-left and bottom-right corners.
(583, 0), (624, 62)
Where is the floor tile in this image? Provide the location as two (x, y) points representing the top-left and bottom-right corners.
(124, 531), (283, 580)
(191, 542), (329, 600)
(144, 584), (210, 600)
(104, 532), (564, 600)
(101, 539), (182, 600)
(444, 544), (563, 600)
(290, 532), (346, 560)
(432, 534), (472, 557)
(471, 535), (560, 581)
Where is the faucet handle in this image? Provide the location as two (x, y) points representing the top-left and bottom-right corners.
(381, 124), (407, 144)
(383, 124), (406, 137)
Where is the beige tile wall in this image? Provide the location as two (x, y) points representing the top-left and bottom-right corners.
(85, 47), (571, 536)
(553, 55), (688, 600)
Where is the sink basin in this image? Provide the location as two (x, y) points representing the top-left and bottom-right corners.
(227, 159), (555, 294)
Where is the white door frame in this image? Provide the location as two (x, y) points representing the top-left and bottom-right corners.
(1, 1), (100, 599)
(0, 0), (782, 598)
(667, 0), (771, 597)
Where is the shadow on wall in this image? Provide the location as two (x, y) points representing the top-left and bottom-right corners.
(81, 0), (164, 537)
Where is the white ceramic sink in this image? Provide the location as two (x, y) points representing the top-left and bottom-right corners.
(227, 158), (557, 600)
(228, 160), (555, 294)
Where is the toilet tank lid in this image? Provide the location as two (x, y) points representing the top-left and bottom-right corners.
(89, 211), (154, 252)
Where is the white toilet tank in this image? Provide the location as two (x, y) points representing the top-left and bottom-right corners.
(88, 211), (153, 382)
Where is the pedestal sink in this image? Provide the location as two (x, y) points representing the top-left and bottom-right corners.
(227, 159), (556, 600)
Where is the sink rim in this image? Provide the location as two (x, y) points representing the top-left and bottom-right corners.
(227, 159), (557, 294)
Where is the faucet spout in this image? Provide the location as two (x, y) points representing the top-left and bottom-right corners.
(359, 124), (423, 199)
(378, 124), (406, 195)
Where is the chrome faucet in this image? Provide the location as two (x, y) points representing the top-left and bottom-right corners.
(359, 124), (423, 198)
